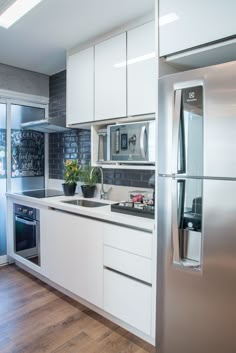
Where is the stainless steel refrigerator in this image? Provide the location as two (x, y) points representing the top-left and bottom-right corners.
(156, 61), (236, 353)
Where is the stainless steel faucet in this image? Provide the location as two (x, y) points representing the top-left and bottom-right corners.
(90, 166), (108, 199)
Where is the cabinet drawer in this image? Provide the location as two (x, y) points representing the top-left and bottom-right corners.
(104, 269), (152, 335)
(104, 245), (152, 283)
(103, 224), (152, 258)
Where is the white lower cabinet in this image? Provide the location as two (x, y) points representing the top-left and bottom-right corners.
(103, 223), (152, 258)
(103, 223), (154, 336)
(41, 210), (103, 308)
(104, 268), (152, 335)
(104, 245), (152, 284)
(40, 209), (154, 340)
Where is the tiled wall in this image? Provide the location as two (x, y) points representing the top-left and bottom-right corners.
(49, 70), (66, 119)
(49, 130), (91, 179)
(102, 169), (154, 188)
(48, 70), (155, 188)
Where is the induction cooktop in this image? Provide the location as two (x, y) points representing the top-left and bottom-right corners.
(18, 189), (64, 198)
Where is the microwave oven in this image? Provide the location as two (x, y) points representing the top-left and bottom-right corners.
(107, 121), (155, 164)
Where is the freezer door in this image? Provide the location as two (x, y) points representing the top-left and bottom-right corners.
(156, 177), (236, 353)
(158, 61), (236, 178)
(158, 79), (203, 177)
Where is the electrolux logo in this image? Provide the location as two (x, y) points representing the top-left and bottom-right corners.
(187, 91), (197, 102)
(189, 92), (195, 99)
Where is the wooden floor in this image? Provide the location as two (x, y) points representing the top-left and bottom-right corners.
(0, 265), (156, 353)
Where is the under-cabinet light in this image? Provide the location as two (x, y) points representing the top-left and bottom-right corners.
(0, 0), (44, 29)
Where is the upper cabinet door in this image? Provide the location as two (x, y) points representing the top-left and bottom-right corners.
(95, 33), (126, 120)
(67, 47), (94, 125)
(127, 21), (156, 116)
(159, 0), (236, 56)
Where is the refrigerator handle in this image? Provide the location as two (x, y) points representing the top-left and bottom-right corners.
(172, 178), (201, 270)
(172, 178), (184, 264)
(172, 89), (182, 174)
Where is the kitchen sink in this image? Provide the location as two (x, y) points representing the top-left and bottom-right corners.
(61, 199), (109, 207)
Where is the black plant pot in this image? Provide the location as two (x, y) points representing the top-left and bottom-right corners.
(62, 183), (77, 196)
(81, 185), (96, 198)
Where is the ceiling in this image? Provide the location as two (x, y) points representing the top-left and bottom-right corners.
(0, 0), (155, 76)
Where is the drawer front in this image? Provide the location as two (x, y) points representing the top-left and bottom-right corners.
(104, 269), (152, 335)
(103, 224), (152, 258)
(104, 245), (152, 283)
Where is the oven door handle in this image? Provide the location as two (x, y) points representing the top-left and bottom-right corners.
(15, 216), (37, 226)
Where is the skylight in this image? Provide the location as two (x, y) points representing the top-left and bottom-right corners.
(0, 0), (43, 28)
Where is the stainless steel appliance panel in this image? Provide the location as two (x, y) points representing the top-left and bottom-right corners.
(108, 121), (155, 163)
(158, 61), (236, 178)
(97, 128), (108, 162)
(157, 177), (236, 353)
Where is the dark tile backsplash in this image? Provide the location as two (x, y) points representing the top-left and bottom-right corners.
(48, 70), (155, 188)
(102, 169), (155, 188)
(49, 129), (155, 188)
(49, 70), (66, 119)
(49, 130), (91, 179)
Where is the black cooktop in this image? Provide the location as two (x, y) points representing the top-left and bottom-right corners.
(18, 189), (64, 198)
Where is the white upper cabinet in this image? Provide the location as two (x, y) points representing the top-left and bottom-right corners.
(95, 33), (126, 120)
(159, 0), (236, 57)
(127, 21), (156, 116)
(67, 47), (94, 125)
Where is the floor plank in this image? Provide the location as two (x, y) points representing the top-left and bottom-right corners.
(0, 265), (156, 353)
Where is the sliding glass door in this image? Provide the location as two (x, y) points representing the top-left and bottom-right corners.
(0, 100), (47, 264)
(10, 104), (45, 192)
(0, 103), (7, 261)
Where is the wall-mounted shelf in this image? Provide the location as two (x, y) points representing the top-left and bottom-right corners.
(68, 113), (155, 130)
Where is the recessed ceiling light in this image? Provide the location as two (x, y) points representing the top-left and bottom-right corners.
(0, 0), (44, 29)
(159, 12), (179, 26)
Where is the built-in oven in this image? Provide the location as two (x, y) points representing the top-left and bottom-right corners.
(14, 203), (40, 266)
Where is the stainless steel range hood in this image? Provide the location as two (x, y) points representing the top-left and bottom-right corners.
(21, 116), (69, 133)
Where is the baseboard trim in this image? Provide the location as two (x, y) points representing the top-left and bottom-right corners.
(0, 255), (8, 266)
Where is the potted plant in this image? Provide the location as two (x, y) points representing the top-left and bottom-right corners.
(62, 160), (80, 196)
(79, 164), (98, 198)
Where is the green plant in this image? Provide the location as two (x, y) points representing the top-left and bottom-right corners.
(64, 160), (80, 184)
(79, 164), (98, 186)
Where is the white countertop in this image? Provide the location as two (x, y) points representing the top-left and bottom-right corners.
(6, 192), (154, 232)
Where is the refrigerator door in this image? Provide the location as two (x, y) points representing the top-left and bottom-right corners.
(172, 177), (202, 268)
(158, 60), (236, 178)
(156, 177), (236, 353)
